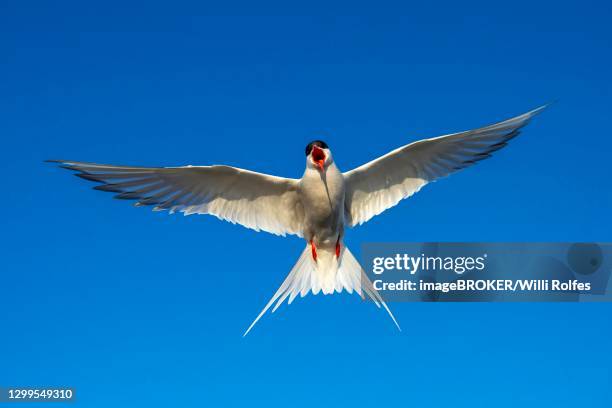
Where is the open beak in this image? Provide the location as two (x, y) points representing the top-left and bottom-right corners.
(311, 146), (326, 171)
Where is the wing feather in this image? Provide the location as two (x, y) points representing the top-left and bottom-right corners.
(343, 105), (547, 226)
(49, 160), (305, 237)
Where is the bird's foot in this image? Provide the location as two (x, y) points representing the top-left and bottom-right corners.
(310, 240), (317, 262)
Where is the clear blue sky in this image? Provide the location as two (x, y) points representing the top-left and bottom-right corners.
(1, 1), (611, 407)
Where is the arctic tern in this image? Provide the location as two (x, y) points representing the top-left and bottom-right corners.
(48, 105), (546, 335)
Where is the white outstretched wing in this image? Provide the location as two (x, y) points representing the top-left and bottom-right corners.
(343, 105), (547, 227)
(49, 160), (305, 237)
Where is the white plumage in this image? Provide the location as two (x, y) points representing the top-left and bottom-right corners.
(49, 105), (546, 335)
(344, 105), (547, 226)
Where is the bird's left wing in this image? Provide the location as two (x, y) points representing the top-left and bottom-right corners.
(49, 160), (305, 237)
(343, 105), (547, 227)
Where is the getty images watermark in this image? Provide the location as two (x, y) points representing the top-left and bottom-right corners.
(361, 243), (612, 302)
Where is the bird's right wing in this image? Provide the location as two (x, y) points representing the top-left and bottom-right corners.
(343, 105), (547, 227)
(49, 160), (305, 237)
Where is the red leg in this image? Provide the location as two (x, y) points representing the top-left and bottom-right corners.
(310, 240), (317, 261)
(335, 240), (341, 258)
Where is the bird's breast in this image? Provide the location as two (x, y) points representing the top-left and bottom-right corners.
(299, 165), (345, 241)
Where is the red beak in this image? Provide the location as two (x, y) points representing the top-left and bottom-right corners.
(311, 146), (326, 170)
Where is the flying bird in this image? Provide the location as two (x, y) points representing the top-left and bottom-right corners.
(48, 105), (547, 335)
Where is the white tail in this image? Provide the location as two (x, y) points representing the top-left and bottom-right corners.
(243, 244), (400, 336)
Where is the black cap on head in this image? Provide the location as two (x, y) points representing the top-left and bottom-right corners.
(305, 140), (329, 156)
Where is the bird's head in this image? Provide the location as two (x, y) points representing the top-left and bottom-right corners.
(305, 140), (332, 171)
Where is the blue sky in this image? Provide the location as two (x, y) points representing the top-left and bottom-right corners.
(1, 1), (611, 407)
